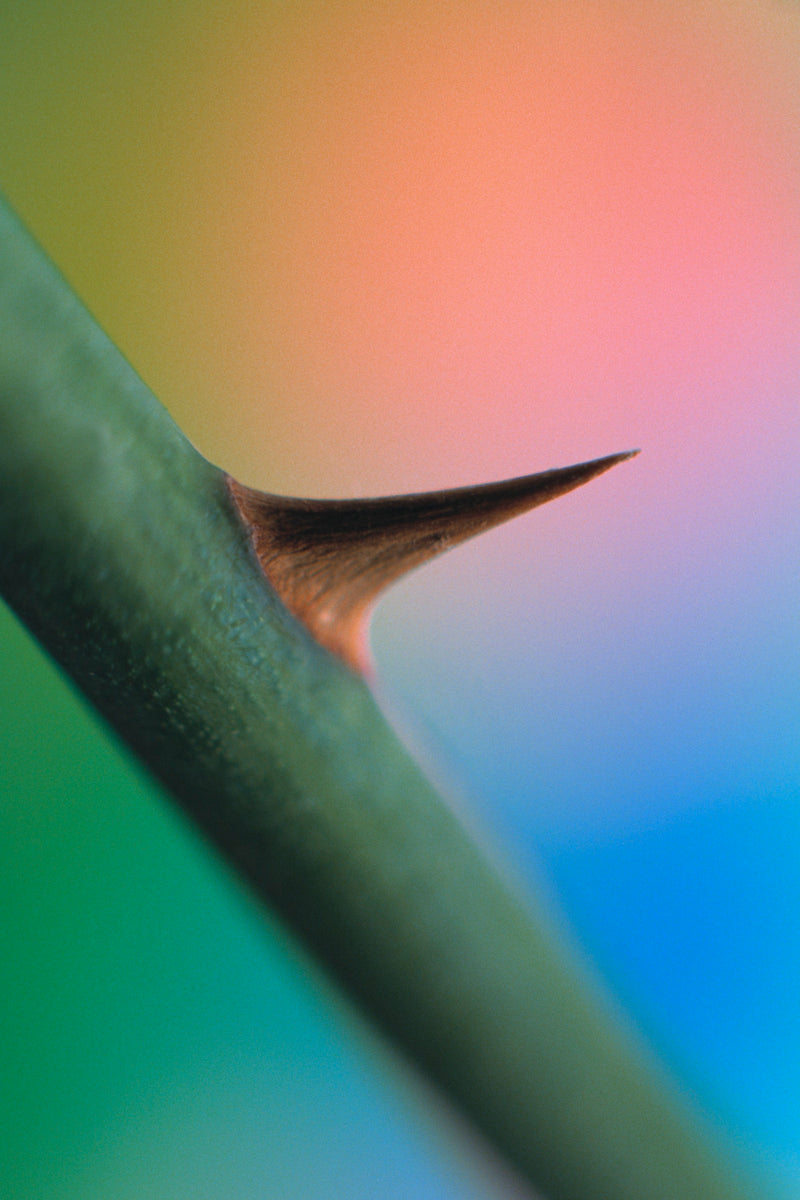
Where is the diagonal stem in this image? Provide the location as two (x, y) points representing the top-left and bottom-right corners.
(0, 192), (759, 1200)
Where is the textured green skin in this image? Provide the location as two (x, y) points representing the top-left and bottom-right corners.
(0, 193), (757, 1200)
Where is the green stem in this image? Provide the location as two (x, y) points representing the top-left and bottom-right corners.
(0, 192), (757, 1200)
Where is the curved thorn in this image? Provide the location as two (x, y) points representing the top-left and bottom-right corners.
(227, 449), (639, 674)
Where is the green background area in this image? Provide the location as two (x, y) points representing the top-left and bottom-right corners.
(1, 605), (511, 1198)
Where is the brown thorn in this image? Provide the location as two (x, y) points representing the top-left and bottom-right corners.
(227, 449), (639, 675)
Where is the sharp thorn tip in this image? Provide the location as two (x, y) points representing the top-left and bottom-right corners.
(228, 444), (640, 674)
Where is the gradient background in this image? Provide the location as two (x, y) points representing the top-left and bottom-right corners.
(1, 3), (799, 1197)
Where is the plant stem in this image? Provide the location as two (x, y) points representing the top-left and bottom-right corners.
(0, 192), (758, 1200)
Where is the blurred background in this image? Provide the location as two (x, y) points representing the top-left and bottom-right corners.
(1, 3), (799, 1196)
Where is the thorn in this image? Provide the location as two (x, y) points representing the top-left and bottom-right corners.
(227, 450), (639, 675)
